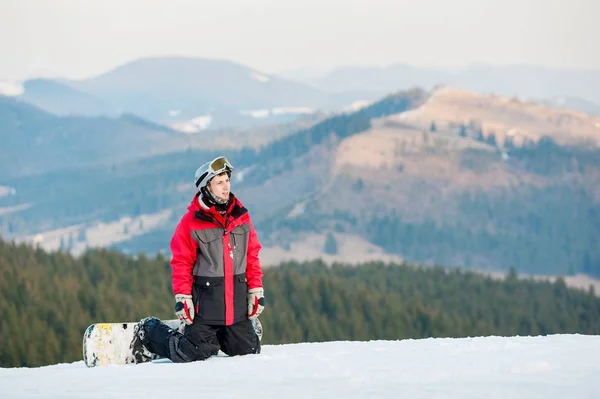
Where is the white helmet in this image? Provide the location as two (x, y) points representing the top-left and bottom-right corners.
(194, 156), (234, 190)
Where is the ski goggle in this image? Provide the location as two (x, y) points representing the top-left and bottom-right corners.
(208, 156), (233, 174)
(195, 156), (234, 187)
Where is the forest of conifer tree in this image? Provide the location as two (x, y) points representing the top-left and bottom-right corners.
(1, 238), (598, 368)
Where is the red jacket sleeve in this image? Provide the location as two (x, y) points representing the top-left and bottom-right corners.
(245, 220), (263, 289)
(170, 213), (197, 295)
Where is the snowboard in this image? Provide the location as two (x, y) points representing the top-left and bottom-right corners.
(83, 319), (183, 368)
(83, 318), (263, 368)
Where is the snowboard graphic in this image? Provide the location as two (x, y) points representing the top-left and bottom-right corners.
(83, 319), (183, 368)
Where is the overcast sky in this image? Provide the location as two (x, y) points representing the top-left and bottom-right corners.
(0, 0), (597, 81)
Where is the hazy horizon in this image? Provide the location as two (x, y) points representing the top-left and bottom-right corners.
(1, 0), (598, 82)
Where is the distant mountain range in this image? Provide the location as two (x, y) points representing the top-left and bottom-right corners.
(0, 95), (329, 180)
(0, 96), (180, 180)
(4, 58), (600, 134)
(2, 56), (600, 279)
(2, 85), (599, 279)
(18, 79), (118, 117)
(4, 57), (380, 130)
(220, 86), (600, 277)
(279, 63), (600, 115)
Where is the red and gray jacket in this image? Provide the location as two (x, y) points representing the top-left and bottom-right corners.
(170, 192), (263, 326)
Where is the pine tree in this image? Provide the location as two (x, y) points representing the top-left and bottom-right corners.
(324, 232), (338, 255)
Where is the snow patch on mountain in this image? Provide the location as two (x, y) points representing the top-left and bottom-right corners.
(271, 107), (313, 115)
(240, 107), (314, 119)
(240, 109), (271, 119)
(0, 81), (24, 96)
(0, 185), (17, 198)
(171, 115), (213, 133)
(12, 209), (173, 256)
(250, 72), (270, 82)
(234, 166), (254, 183)
(0, 203), (32, 217)
(342, 100), (373, 112)
(260, 232), (404, 267)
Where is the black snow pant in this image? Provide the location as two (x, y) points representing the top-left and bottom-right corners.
(144, 318), (260, 363)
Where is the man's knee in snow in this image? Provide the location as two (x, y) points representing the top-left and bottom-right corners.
(168, 335), (219, 363)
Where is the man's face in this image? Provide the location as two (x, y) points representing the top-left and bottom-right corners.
(207, 173), (230, 201)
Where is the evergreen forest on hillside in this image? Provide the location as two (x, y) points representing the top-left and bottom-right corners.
(1, 238), (598, 368)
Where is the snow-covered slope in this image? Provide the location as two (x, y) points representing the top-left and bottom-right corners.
(1, 335), (598, 398)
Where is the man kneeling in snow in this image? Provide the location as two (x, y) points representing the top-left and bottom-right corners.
(132, 156), (264, 362)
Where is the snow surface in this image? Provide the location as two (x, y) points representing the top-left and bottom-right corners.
(1, 335), (598, 398)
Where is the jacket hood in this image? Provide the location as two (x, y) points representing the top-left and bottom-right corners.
(187, 191), (202, 212)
